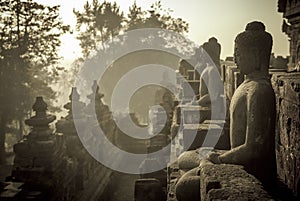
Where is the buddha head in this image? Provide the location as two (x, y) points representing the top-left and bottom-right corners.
(234, 21), (273, 75)
(208, 37), (218, 44)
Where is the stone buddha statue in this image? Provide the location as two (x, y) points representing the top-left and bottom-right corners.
(202, 37), (221, 72)
(208, 21), (276, 183)
(175, 21), (277, 201)
(192, 38), (223, 116)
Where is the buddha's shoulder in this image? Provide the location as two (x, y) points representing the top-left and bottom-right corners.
(245, 79), (274, 95)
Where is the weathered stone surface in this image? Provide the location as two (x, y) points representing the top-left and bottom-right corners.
(150, 133), (168, 148)
(224, 65), (239, 100)
(182, 106), (210, 124)
(135, 178), (165, 201)
(168, 162), (273, 201)
(175, 168), (200, 201)
(178, 150), (200, 171)
(181, 80), (200, 102)
(10, 97), (79, 201)
(202, 37), (221, 72)
(200, 163), (273, 201)
(271, 72), (300, 197)
(179, 59), (195, 78)
(193, 48), (225, 117)
(174, 21), (277, 201)
(139, 158), (167, 187)
(208, 22), (277, 185)
(187, 69), (196, 80)
(278, 0), (300, 71)
(182, 123), (222, 150)
(8, 82), (122, 201)
(233, 71), (244, 91)
(270, 54), (288, 69)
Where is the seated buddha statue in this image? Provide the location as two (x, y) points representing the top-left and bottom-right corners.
(175, 21), (277, 201)
(208, 21), (277, 184)
(191, 39), (224, 118)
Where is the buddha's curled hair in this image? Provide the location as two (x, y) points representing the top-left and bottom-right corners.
(235, 21), (273, 67)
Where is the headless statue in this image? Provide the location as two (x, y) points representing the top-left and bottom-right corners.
(176, 21), (276, 201)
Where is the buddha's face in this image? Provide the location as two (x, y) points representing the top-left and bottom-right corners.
(234, 45), (258, 75)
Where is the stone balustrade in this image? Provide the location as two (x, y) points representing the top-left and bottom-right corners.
(12, 96), (77, 200)
(6, 80), (121, 201)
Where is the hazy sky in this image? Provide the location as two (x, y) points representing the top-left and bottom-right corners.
(35, 0), (289, 65)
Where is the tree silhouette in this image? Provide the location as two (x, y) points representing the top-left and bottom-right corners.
(72, 1), (193, 123)
(74, 0), (124, 57)
(126, 1), (145, 31)
(0, 0), (69, 164)
(74, 0), (189, 58)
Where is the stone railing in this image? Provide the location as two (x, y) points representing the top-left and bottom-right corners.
(168, 162), (273, 201)
(6, 81), (121, 201)
(12, 96), (77, 201)
(199, 163), (273, 201)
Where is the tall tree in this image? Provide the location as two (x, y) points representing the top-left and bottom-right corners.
(74, 0), (124, 57)
(74, 0), (189, 58)
(0, 0), (69, 164)
(126, 1), (145, 31)
(73, 1), (195, 124)
(147, 1), (188, 33)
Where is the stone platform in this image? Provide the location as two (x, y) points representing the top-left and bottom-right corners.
(167, 162), (273, 201)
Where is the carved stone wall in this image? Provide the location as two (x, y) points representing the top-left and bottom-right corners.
(277, 0), (300, 196)
(278, 0), (300, 70)
(272, 72), (300, 197)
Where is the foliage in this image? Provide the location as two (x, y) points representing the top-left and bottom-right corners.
(74, 0), (124, 57)
(0, 0), (69, 163)
(74, 0), (189, 57)
(72, 1), (193, 124)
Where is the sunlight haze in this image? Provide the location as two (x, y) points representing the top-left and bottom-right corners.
(35, 0), (289, 65)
